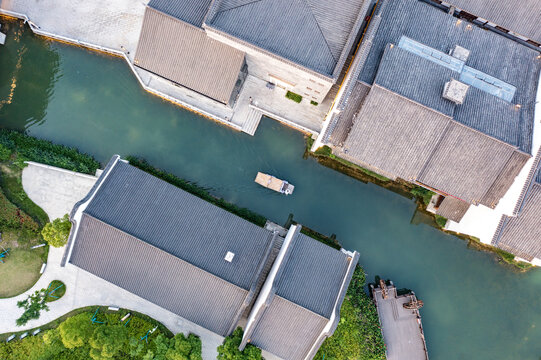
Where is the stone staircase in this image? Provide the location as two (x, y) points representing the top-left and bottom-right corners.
(241, 107), (263, 136)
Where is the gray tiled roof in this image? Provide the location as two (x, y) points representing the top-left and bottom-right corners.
(343, 85), (452, 181)
(495, 184), (541, 261)
(418, 122), (516, 204)
(373, 45), (456, 117)
(69, 214), (249, 336)
(436, 196), (470, 222)
(148, 0), (212, 27)
(357, 0), (540, 153)
(249, 296), (329, 360)
(444, 0), (541, 43)
(205, 0), (369, 77)
(83, 160), (273, 290)
(275, 233), (349, 318)
(135, 8), (245, 104)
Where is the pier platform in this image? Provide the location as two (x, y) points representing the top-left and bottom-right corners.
(372, 281), (429, 360)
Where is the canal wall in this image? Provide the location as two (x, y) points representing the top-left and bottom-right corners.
(0, 8), (244, 133)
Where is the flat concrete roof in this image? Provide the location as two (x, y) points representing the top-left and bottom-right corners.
(373, 285), (428, 360)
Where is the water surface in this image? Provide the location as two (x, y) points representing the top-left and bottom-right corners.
(1, 20), (540, 360)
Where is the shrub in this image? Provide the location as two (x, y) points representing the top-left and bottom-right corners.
(410, 187), (435, 206)
(58, 314), (95, 349)
(314, 145), (333, 156)
(310, 100), (318, 106)
(0, 189), (39, 232)
(16, 289), (50, 326)
(42, 214), (72, 247)
(285, 91), (302, 103)
(0, 143), (12, 161)
(217, 327), (262, 360)
(435, 215), (447, 228)
(316, 266), (386, 360)
(0, 129), (99, 174)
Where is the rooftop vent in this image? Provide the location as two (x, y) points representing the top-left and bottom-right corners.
(450, 45), (470, 62)
(225, 251), (235, 262)
(443, 79), (469, 104)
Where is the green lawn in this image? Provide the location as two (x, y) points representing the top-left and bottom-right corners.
(45, 280), (66, 302)
(0, 230), (47, 298)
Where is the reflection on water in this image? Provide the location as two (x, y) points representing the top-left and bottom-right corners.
(0, 19), (59, 128)
(1, 20), (541, 360)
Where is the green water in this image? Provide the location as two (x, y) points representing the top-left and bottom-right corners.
(1, 20), (540, 359)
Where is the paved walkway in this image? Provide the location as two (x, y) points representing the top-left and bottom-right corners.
(0, 163), (224, 359)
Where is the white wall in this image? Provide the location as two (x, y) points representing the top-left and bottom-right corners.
(205, 28), (334, 103)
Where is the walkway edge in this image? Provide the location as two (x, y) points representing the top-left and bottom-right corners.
(0, 9), (243, 133)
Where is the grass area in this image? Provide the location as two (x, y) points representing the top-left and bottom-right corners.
(315, 266), (385, 360)
(0, 230), (47, 298)
(285, 91), (302, 103)
(45, 280), (65, 302)
(0, 163), (49, 227)
(126, 156), (267, 227)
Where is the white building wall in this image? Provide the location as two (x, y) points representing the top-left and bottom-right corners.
(204, 28), (334, 104)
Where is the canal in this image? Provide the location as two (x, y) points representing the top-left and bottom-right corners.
(1, 20), (540, 359)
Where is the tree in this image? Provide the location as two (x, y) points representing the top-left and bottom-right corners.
(42, 214), (72, 247)
(16, 289), (49, 326)
(217, 328), (262, 360)
(165, 333), (202, 360)
(89, 325), (128, 360)
(58, 313), (94, 349)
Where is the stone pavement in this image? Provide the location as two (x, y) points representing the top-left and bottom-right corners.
(0, 162), (225, 359)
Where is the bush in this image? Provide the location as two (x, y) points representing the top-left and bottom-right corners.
(310, 100), (318, 106)
(435, 215), (447, 228)
(16, 289), (50, 326)
(316, 266), (386, 360)
(126, 157), (267, 227)
(0, 129), (99, 175)
(410, 187), (435, 206)
(0, 143), (12, 161)
(314, 145), (332, 156)
(217, 327), (263, 360)
(0, 189), (39, 232)
(42, 214), (72, 247)
(285, 91), (302, 103)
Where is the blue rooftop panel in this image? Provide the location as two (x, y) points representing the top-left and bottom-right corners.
(358, 0), (541, 153)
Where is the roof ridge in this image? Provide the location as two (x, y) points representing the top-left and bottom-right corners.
(80, 213), (250, 292)
(216, 0), (263, 15)
(303, 0), (338, 63)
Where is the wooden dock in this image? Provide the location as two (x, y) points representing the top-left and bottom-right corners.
(371, 281), (429, 360)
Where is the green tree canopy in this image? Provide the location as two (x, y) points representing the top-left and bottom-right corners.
(41, 214), (72, 247)
(217, 328), (262, 360)
(16, 289), (49, 326)
(89, 325), (128, 360)
(58, 313), (95, 349)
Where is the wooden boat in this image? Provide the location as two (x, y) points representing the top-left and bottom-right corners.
(255, 172), (294, 195)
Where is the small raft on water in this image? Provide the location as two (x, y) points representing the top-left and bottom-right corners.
(255, 172), (294, 195)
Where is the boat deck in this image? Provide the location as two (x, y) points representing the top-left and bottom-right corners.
(372, 284), (429, 360)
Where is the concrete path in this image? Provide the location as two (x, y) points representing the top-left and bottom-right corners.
(0, 162), (224, 359)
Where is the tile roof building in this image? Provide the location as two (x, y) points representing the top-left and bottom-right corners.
(324, 0), (541, 222)
(492, 157), (541, 264)
(63, 155), (358, 360)
(423, 0), (541, 47)
(134, 0), (370, 105)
